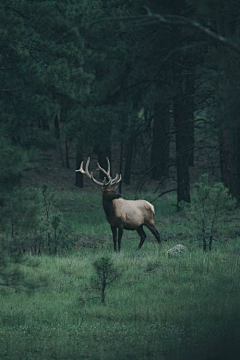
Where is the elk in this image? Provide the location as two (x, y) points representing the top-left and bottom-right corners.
(76, 157), (161, 251)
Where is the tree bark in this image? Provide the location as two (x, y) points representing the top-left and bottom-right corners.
(228, 126), (240, 203)
(123, 138), (134, 185)
(65, 137), (70, 169)
(184, 72), (195, 167)
(54, 113), (60, 139)
(174, 71), (191, 204)
(41, 118), (49, 131)
(94, 122), (112, 180)
(219, 128), (230, 190)
(150, 102), (170, 180)
(119, 143), (123, 194)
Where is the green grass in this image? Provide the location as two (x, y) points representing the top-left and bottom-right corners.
(1, 190), (240, 360)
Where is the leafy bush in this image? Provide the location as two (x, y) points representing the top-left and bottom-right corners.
(182, 174), (236, 250)
(38, 185), (75, 255)
(1, 185), (75, 255)
(0, 233), (45, 293)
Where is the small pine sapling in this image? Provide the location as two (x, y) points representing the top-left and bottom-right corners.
(91, 256), (120, 303)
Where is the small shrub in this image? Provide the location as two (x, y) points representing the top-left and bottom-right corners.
(91, 256), (120, 303)
(0, 234), (45, 293)
(1, 185), (75, 255)
(182, 174), (236, 251)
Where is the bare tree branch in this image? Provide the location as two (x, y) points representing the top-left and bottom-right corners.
(7, 5), (31, 20)
(83, 7), (240, 55)
(0, 88), (22, 92)
(152, 189), (177, 202)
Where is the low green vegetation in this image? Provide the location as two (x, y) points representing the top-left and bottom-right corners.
(0, 183), (240, 360)
(1, 243), (240, 360)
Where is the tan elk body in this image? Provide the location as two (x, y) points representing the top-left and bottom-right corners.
(76, 157), (161, 251)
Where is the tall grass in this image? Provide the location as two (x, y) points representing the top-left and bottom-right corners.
(0, 190), (240, 360)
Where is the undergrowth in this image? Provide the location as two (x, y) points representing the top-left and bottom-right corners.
(0, 185), (240, 360)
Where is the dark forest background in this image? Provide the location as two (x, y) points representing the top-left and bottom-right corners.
(1, 0), (240, 205)
(2, 2), (240, 360)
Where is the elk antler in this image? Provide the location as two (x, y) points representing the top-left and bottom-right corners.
(111, 173), (122, 185)
(76, 157), (105, 186)
(76, 157), (121, 186)
(96, 157), (111, 180)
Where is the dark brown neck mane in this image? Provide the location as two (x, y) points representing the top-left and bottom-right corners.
(102, 191), (121, 217)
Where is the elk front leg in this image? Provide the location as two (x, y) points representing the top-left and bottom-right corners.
(137, 225), (147, 250)
(117, 228), (123, 252)
(111, 226), (117, 251)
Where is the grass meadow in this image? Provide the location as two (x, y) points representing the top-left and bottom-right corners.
(1, 189), (240, 360)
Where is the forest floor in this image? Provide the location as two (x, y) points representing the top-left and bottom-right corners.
(1, 147), (239, 360)
(1, 229), (240, 360)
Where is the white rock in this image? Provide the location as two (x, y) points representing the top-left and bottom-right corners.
(166, 244), (188, 257)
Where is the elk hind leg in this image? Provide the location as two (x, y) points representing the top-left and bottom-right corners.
(137, 225), (147, 250)
(145, 223), (161, 244)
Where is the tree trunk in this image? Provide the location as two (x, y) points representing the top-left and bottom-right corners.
(219, 128), (230, 190)
(54, 112), (64, 167)
(184, 72), (195, 167)
(65, 137), (70, 169)
(94, 123), (112, 180)
(75, 146), (84, 188)
(123, 139), (134, 185)
(219, 100), (240, 204)
(174, 72), (191, 205)
(228, 126), (240, 203)
(59, 140), (64, 168)
(119, 143), (123, 194)
(42, 118), (49, 131)
(150, 102), (170, 180)
(54, 113), (60, 139)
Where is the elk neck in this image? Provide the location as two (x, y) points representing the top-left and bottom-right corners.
(102, 190), (121, 217)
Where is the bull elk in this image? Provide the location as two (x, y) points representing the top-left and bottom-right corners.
(76, 157), (161, 251)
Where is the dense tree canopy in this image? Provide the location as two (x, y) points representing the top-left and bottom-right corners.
(1, 0), (240, 226)
(1, 4), (240, 358)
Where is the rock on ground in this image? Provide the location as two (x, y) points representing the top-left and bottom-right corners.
(166, 244), (188, 257)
